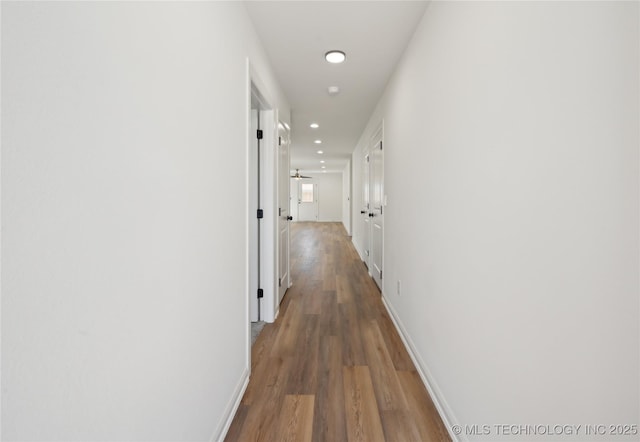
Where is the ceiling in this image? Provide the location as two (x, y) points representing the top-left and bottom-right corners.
(245, 1), (429, 174)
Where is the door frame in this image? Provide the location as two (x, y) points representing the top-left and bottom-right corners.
(247, 61), (281, 336)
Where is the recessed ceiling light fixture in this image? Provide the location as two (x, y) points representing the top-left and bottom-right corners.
(317, 150), (323, 154)
(325, 50), (346, 64)
(314, 140), (322, 144)
(310, 123), (319, 129)
(328, 86), (340, 96)
(320, 160), (325, 163)
(321, 166), (326, 169)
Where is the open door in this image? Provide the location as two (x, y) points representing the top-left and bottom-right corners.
(361, 152), (370, 268)
(277, 122), (291, 304)
(370, 127), (384, 289)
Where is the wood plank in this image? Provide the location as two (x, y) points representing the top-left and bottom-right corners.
(339, 302), (367, 366)
(380, 410), (423, 442)
(303, 280), (323, 314)
(397, 370), (452, 442)
(322, 253), (336, 290)
(312, 335), (347, 442)
(361, 319), (409, 411)
(226, 223), (451, 442)
(274, 395), (315, 442)
(285, 314), (320, 394)
(231, 356), (292, 441)
(336, 274), (353, 304)
(318, 290), (338, 337)
(224, 404), (248, 441)
(270, 297), (303, 357)
(342, 365), (386, 442)
(376, 312), (416, 371)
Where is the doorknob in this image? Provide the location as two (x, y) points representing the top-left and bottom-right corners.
(369, 213), (375, 217)
(287, 216), (293, 221)
(360, 210), (366, 214)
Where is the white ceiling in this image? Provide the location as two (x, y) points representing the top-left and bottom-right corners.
(245, 1), (429, 174)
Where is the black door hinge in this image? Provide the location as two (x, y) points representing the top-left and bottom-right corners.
(257, 130), (263, 140)
(257, 209), (264, 219)
(278, 136), (282, 146)
(278, 278), (282, 287)
(257, 288), (264, 298)
(380, 141), (383, 150)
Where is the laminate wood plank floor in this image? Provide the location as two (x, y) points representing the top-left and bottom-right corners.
(225, 222), (451, 442)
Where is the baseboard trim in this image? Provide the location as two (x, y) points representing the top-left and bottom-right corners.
(381, 295), (464, 442)
(211, 366), (250, 442)
(351, 237), (365, 262)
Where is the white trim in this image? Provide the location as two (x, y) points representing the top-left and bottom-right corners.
(261, 109), (278, 323)
(380, 295), (463, 442)
(244, 57), (252, 380)
(352, 237), (365, 264)
(210, 367), (250, 442)
(248, 60), (279, 325)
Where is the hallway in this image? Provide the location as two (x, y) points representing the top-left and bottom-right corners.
(3, 2), (637, 440)
(226, 222), (451, 442)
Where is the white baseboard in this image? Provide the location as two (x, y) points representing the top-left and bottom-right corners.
(211, 367), (250, 442)
(380, 295), (464, 442)
(351, 237), (365, 262)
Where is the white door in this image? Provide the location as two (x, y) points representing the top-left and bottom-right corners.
(370, 131), (384, 289)
(277, 123), (291, 304)
(297, 181), (318, 221)
(361, 153), (371, 268)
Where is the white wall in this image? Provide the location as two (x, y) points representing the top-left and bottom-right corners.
(290, 173), (343, 223)
(315, 173), (343, 222)
(353, 2), (639, 441)
(342, 161), (352, 235)
(1, 2), (288, 441)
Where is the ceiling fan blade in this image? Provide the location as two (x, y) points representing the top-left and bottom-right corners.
(290, 169), (312, 179)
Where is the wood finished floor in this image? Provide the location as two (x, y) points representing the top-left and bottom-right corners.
(225, 222), (451, 442)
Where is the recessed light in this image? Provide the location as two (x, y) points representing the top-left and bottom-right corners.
(323, 170), (327, 173)
(321, 166), (326, 169)
(310, 123), (319, 129)
(328, 86), (340, 96)
(317, 150), (323, 154)
(325, 50), (346, 64)
(320, 160), (325, 163)
(314, 140), (322, 144)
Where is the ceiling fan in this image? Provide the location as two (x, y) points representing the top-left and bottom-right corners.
(290, 169), (312, 179)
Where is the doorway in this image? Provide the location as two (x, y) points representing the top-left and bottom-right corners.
(298, 181), (318, 221)
(249, 85), (267, 323)
(248, 74), (290, 328)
